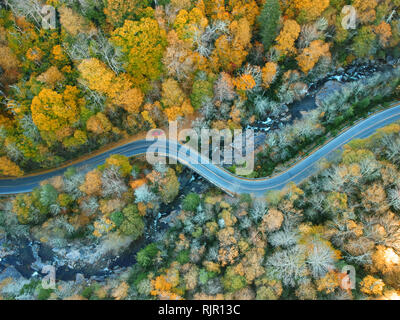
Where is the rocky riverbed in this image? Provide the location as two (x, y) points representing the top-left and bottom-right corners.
(0, 168), (212, 286)
(245, 59), (398, 150)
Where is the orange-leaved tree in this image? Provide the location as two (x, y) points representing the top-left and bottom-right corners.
(296, 40), (331, 74)
(262, 62), (278, 88)
(274, 19), (301, 57)
(0, 156), (24, 177)
(78, 58), (144, 114)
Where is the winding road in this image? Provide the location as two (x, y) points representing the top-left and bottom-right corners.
(1, 102), (400, 197)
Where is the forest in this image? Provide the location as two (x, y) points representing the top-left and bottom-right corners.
(0, 0), (399, 301)
(1, 119), (400, 300)
(0, 0), (399, 177)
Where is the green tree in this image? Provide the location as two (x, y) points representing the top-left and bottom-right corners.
(222, 267), (247, 292)
(111, 211), (124, 228)
(190, 78), (214, 110)
(258, 0), (281, 51)
(182, 193), (201, 212)
(136, 243), (160, 268)
(39, 184), (58, 208)
(352, 26), (377, 58)
(119, 205), (145, 239)
(159, 168), (180, 204)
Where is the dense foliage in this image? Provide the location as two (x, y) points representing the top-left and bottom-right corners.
(0, 0), (400, 301)
(1, 122), (400, 300)
(0, 0), (399, 177)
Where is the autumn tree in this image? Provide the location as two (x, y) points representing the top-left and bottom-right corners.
(274, 19), (301, 57)
(78, 58), (114, 94)
(31, 86), (81, 144)
(103, 0), (152, 27)
(113, 84), (144, 114)
(161, 78), (185, 108)
(86, 112), (112, 134)
(262, 62), (278, 88)
(163, 30), (195, 82)
(101, 154), (132, 177)
(147, 167), (180, 204)
(262, 208), (284, 232)
(111, 18), (167, 90)
(296, 40), (331, 74)
(170, 0), (192, 11)
(374, 21), (392, 48)
(173, 7), (208, 47)
(234, 74), (256, 98)
(37, 66), (65, 88)
(59, 6), (94, 36)
(352, 0), (378, 25)
(0, 156), (24, 177)
(290, 0), (330, 23)
(360, 275), (385, 296)
(79, 169), (102, 196)
(0, 45), (20, 90)
(78, 58), (144, 114)
(229, 0), (260, 26)
(208, 14), (252, 73)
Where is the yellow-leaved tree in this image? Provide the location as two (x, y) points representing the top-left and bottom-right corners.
(374, 21), (392, 48)
(78, 58), (144, 114)
(103, 0), (151, 27)
(173, 7), (208, 46)
(262, 62), (278, 88)
(210, 17), (252, 72)
(290, 0), (330, 23)
(0, 156), (24, 177)
(111, 18), (167, 90)
(31, 86), (81, 143)
(161, 78), (185, 108)
(360, 275), (385, 296)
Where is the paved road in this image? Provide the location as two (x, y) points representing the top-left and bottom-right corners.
(1, 102), (400, 197)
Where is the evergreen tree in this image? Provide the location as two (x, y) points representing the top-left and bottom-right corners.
(258, 0), (281, 51)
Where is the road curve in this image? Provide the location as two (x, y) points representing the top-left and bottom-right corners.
(1, 102), (400, 197)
